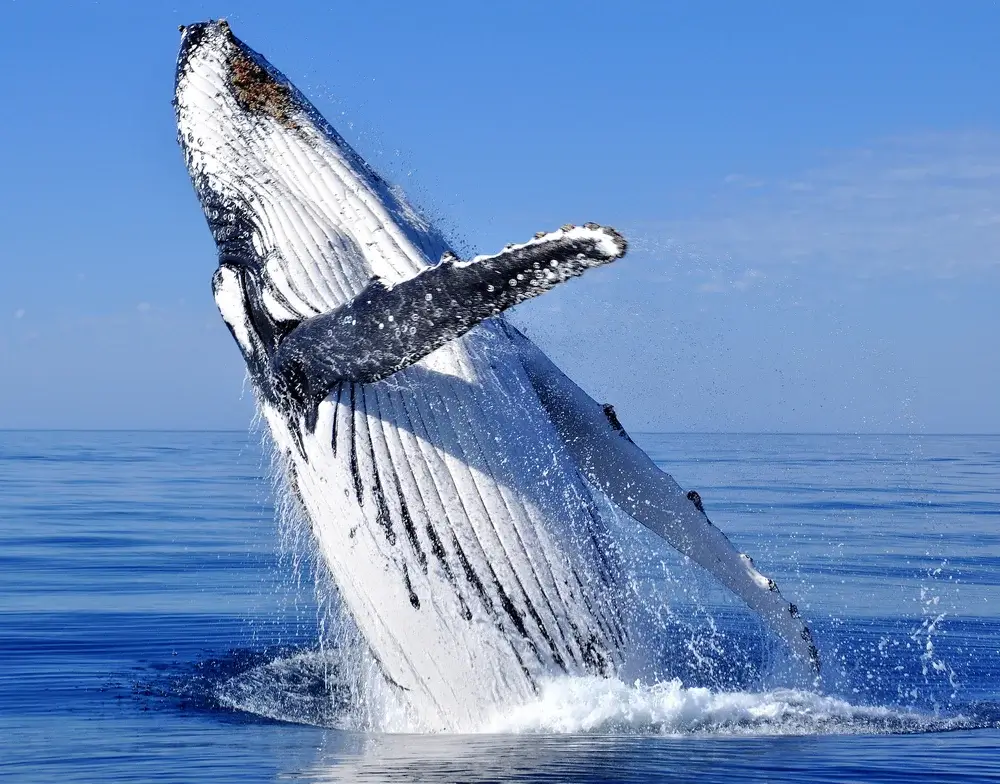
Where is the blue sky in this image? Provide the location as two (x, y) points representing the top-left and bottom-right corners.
(1, 0), (997, 431)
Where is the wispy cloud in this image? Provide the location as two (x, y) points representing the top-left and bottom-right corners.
(649, 131), (1000, 280)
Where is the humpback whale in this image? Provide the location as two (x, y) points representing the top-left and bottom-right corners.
(174, 20), (819, 731)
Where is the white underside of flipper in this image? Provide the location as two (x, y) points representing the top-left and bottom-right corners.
(510, 328), (820, 674)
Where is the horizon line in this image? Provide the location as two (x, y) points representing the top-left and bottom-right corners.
(0, 428), (997, 437)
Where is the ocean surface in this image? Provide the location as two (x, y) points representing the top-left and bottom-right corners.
(1, 430), (998, 782)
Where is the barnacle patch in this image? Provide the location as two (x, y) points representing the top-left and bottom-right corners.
(227, 47), (298, 128)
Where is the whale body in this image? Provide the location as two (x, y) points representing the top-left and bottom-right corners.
(174, 20), (819, 731)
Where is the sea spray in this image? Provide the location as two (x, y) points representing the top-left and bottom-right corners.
(483, 676), (971, 736)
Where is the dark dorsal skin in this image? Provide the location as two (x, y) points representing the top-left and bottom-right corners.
(219, 224), (627, 427)
(276, 225), (626, 413)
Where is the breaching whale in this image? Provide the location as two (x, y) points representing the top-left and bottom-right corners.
(174, 20), (819, 731)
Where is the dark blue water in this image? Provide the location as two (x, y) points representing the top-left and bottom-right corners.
(2, 431), (998, 782)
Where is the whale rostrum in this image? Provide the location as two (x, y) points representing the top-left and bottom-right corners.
(175, 20), (819, 731)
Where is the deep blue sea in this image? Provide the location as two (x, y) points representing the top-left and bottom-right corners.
(2, 431), (998, 782)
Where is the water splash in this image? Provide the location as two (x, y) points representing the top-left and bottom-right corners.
(910, 566), (960, 703)
(207, 426), (990, 737)
(483, 675), (973, 736)
(193, 650), (985, 736)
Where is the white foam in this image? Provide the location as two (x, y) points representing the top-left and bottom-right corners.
(481, 675), (966, 736)
(210, 648), (972, 736)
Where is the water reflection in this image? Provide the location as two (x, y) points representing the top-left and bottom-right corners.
(292, 730), (1000, 783)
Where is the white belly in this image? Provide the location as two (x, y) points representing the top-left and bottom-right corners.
(263, 323), (624, 731)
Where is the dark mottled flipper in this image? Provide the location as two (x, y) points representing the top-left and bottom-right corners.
(274, 224), (626, 408)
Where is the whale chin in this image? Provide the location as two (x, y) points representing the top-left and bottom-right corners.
(176, 20), (819, 731)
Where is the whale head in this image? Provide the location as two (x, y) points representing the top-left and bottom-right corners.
(174, 20), (450, 322)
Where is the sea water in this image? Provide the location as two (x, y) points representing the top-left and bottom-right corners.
(1, 431), (998, 782)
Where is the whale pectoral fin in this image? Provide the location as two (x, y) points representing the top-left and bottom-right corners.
(273, 224), (627, 406)
(212, 263), (303, 407)
(509, 325), (821, 674)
